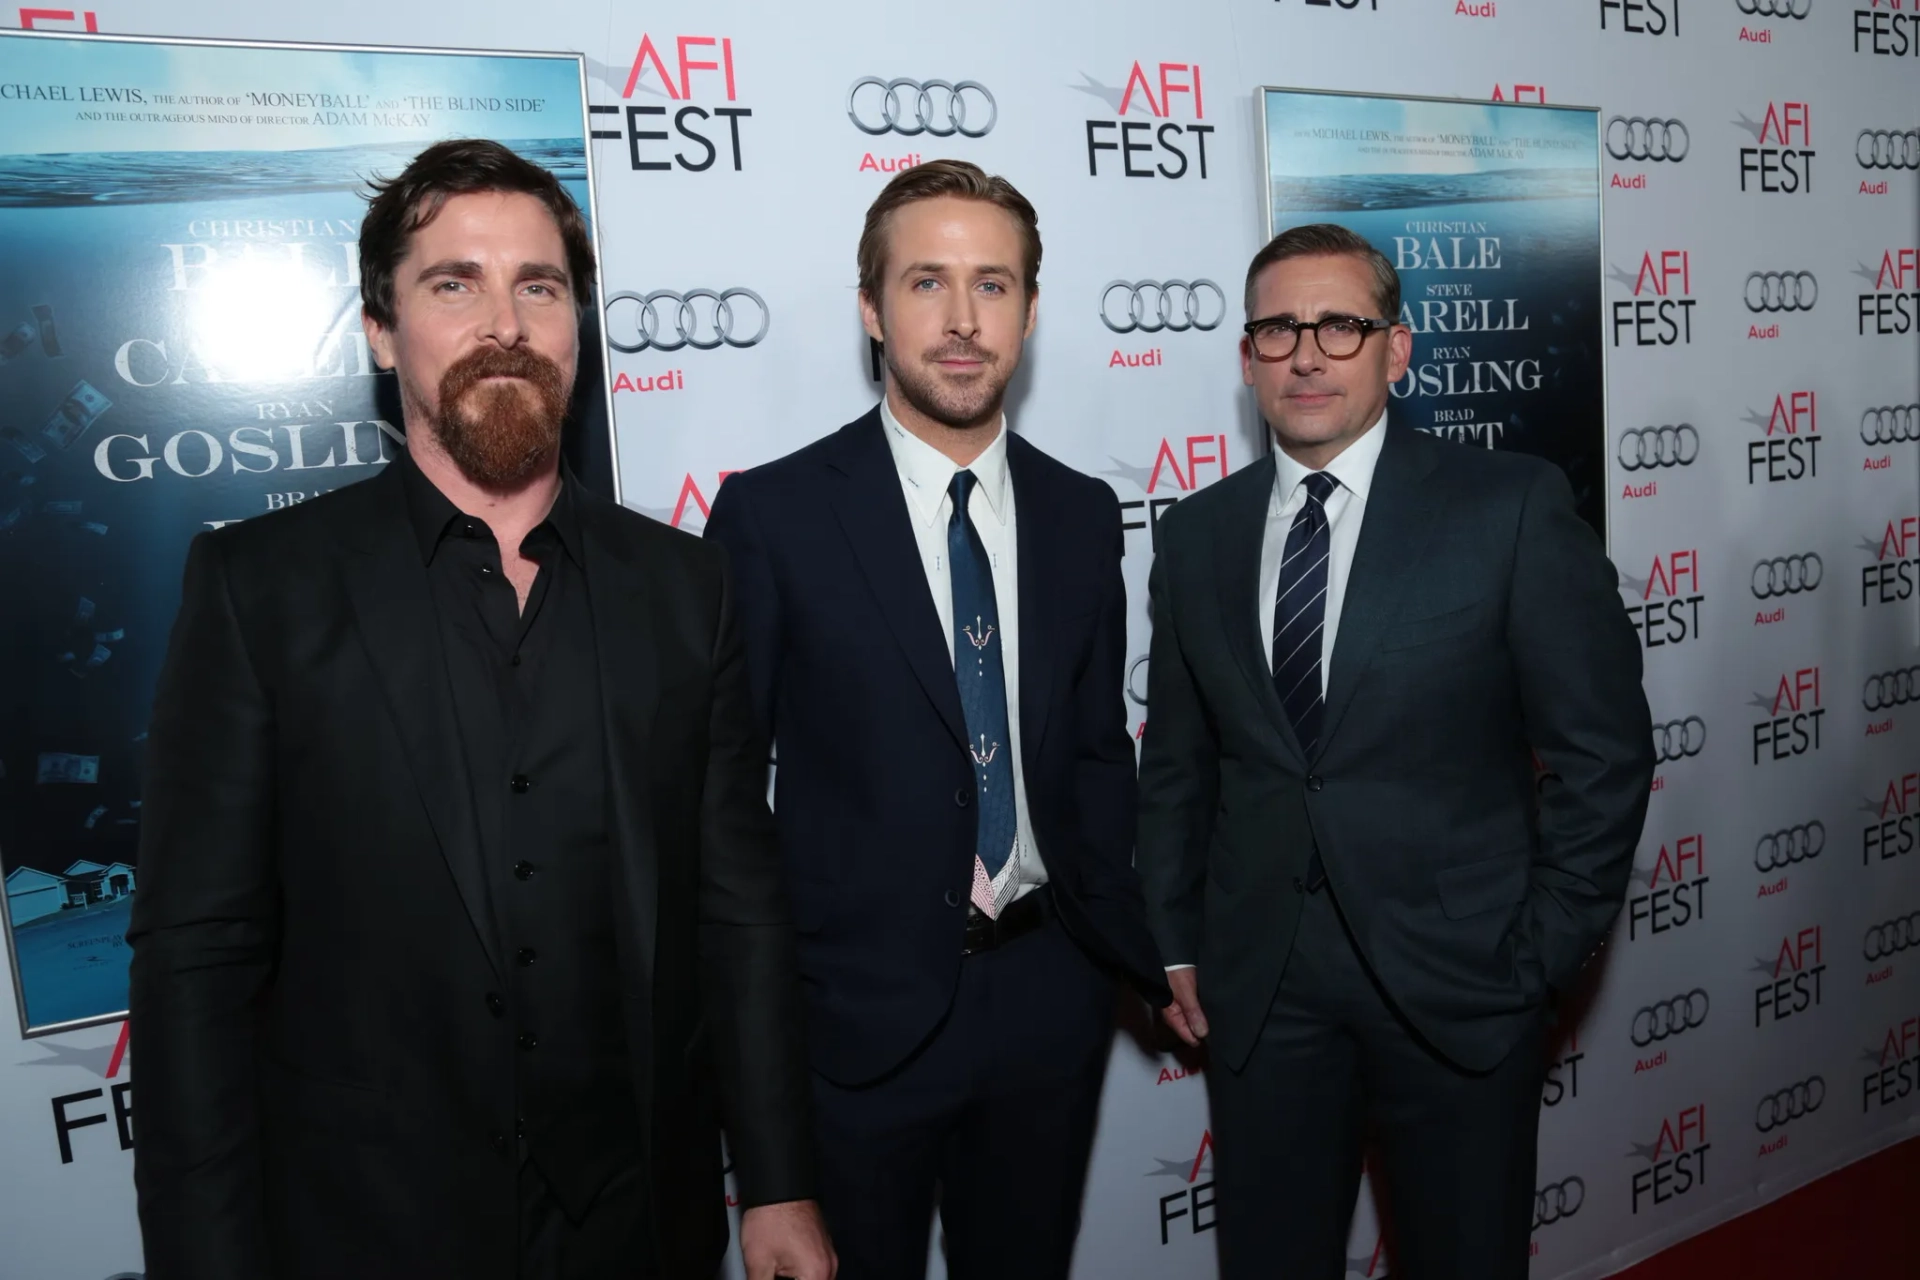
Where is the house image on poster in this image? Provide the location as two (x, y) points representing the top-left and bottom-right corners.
(5, 860), (136, 925)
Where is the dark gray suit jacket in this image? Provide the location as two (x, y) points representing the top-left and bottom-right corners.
(1137, 425), (1653, 1073)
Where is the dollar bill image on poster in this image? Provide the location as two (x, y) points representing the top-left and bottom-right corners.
(1260, 87), (1607, 537)
(0, 31), (608, 1035)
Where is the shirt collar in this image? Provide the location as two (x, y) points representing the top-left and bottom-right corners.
(396, 445), (581, 567)
(1271, 409), (1389, 507)
(878, 396), (1011, 531)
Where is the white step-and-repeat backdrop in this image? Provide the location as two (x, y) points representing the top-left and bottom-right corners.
(1, 2), (1915, 1278)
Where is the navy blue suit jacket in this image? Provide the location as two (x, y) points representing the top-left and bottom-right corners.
(705, 409), (1170, 1085)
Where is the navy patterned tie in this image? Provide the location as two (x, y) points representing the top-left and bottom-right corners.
(948, 471), (1017, 893)
(1272, 471), (1339, 757)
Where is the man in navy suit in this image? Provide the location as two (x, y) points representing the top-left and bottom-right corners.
(704, 160), (1170, 1280)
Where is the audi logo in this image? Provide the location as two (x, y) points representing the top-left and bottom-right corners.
(1099, 279), (1227, 335)
(1754, 1077), (1825, 1133)
(1533, 1177), (1585, 1228)
(1735, 0), (1810, 16)
(1862, 405), (1920, 446)
(847, 77), (996, 138)
(1652, 717), (1707, 763)
(1630, 989), (1710, 1046)
(1857, 129), (1920, 171)
(1754, 821), (1825, 872)
(1750, 554), (1822, 599)
(1619, 424), (1699, 470)
(1863, 666), (1920, 712)
(603, 288), (769, 353)
(1744, 271), (1817, 313)
(1605, 116), (1690, 162)
(1863, 912), (1920, 961)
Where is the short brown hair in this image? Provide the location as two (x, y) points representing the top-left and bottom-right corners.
(857, 159), (1041, 303)
(1244, 223), (1400, 320)
(359, 138), (597, 330)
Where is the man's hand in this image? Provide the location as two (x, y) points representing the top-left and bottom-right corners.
(741, 1199), (836, 1280)
(1163, 967), (1209, 1046)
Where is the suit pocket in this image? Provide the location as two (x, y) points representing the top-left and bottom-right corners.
(1377, 602), (1488, 653)
(1434, 851), (1529, 920)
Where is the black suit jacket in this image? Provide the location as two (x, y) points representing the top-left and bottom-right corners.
(1138, 426), (1653, 1073)
(703, 410), (1170, 1086)
(127, 461), (811, 1280)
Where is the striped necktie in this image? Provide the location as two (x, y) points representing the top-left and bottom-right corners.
(1271, 471), (1339, 757)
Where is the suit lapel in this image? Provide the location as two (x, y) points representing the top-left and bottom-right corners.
(578, 498), (663, 995)
(1008, 437), (1056, 769)
(1213, 453), (1306, 762)
(1319, 427), (1443, 754)
(340, 465), (503, 976)
(824, 412), (968, 750)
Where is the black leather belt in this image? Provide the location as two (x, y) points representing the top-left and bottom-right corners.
(961, 885), (1052, 956)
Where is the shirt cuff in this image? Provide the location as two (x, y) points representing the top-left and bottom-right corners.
(1164, 963), (1195, 972)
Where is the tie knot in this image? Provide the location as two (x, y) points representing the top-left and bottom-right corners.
(1303, 471), (1337, 506)
(949, 469), (978, 512)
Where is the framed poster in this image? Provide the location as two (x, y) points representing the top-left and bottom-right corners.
(0, 30), (611, 1035)
(1258, 87), (1606, 538)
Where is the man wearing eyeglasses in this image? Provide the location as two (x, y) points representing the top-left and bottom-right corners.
(1136, 223), (1652, 1280)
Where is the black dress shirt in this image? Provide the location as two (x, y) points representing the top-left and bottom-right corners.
(398, 450), (643, 1222)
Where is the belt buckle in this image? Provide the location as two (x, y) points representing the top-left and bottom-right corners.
(962, 907), (996, 957)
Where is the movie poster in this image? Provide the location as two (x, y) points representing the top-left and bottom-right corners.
(1260, 87), (1606, 536)
(0, 32), (607, 1034)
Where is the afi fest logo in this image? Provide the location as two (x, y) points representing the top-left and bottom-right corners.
(1618, 549), (1702, 650)
(1863, 771), (1920, 868)
(1753, 926), (1826, 1026)
(592, 35), (750, 174)
(1855, 0), (1920, 55)
(1102, 433), (1231, 551)
(1628, 1104), (1710, 1214)
(1542, 1026), (1584, 1107)
(1626, 833), (1708, 942)
(1862, 1014), (1920, 1111)
(13, 7), (98, 29)
(634, 469), (740, 532)
(1600, 0), (1683, 34)
(1147, 1129), (1216, 1245)
(1743, 390), (1819, 485)
(24, 1021), (134, 1164)
(1749, 666), (1824, 763)
(1734, 101), (1815, 194)
(1609, 249), (1695, 347)
(1859, 513), (1920, 606)
(1075, 61), (1215, 180)
(1854, 247), (1918, 335)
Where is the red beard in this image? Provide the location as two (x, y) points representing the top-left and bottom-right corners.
(430, 344), (571, 488)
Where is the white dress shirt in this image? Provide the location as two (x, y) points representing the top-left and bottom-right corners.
(879, 398), (1045, 913)
(1167, 412), (1387, 974)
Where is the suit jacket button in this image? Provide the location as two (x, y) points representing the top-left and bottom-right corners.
(485, 992), (505, 1018)
(944, 889), (962, 908)
(490, 1132), (508, 1155)
(1306, 775), (1324, 792)
(954, 787), (973, 808)
(1292, 877), (1305, 893)
(510, 774), (531, 794)
(517, 1032), (538, 1051)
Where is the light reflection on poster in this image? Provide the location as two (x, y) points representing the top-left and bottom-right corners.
(0, 31), (607, 1034)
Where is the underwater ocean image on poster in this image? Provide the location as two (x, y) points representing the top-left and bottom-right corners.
(0, 33), (590, 1032)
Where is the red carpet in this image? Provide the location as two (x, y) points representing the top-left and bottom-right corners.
(1612, 1137), (1920, 1279)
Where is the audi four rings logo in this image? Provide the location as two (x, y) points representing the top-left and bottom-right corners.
(1606, 117), (1689, 162)
(1735, 0), (1810, 16)
(1862, 666), (1920, 711)
(847, 78), (996, 138)
(1533, 1178), (1585, 1229)
(1744, 272), (1817, 313)
(1754, 1077), (1825, 1133)
(603, 288), (770, 353)
(1863, 912), (1920, 961)
(1750, 554), (1822, 599)
(1126, 655), (1150, 707)
(1653, 717), (1707, 762)
(1099, 280), (1227, 334)
(1631, 989), (1711, 1046)
(1754, 821), (1825, 871)
(1857, 129), (1920, 171)
(1619, 425), (1699, 470)
(1862, 405), (1920, 445)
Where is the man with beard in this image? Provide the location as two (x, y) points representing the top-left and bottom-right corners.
(703, 160), (1170, 1280)
(127, 139), (834, 1280)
